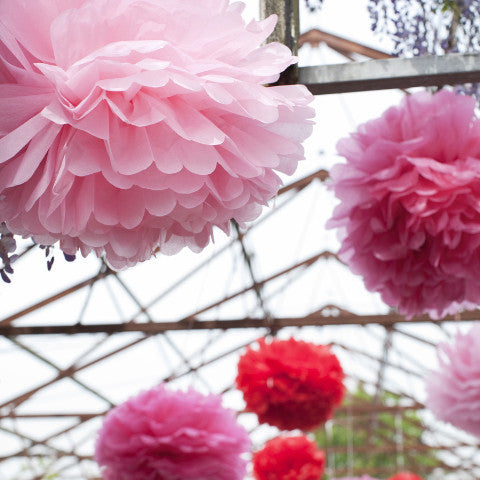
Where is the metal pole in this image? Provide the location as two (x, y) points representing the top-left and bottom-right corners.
(2, 310), (479, 335)
(260, 0), (300, 85)
(298, 52), (480, 94)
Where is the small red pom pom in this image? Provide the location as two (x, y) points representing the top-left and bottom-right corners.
(253, 435), (325, 480)
(236, 337), (345, 430)
(388, 472), (423, 480)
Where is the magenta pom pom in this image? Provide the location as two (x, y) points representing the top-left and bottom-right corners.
(95, 385), (250, 480)
(328, 90), (480, 319)
(425, 323), (480, 439)
(0, 0), (314, 269)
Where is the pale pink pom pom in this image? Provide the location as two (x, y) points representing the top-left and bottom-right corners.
(328, 90), (480, 319)
(95, 384), (251, 480)
(0, 0), (314, 269)
(425, 323), (480, 439)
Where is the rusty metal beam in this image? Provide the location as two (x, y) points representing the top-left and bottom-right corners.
(6, 336), (114, 407)
(0, 266), (113, 325)
(2, 308), (479, 335)
(277, 168), (328, 195)
(1, 412), (105, 420)
(0, 335), (147, 411)
(261, 0), (299, 54)
(0, 169), (324, 333)
(299, 52), (480, 94)
(0, 402), (424, 420)
(299, 28), (392, 60)
(261, 0), (299, 85)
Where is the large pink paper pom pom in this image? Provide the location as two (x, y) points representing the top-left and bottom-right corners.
(328, 90), (480, 319)
(425, 323), (480, 439)
(95, 384), (251, 480)
(0, 0), (314, 269)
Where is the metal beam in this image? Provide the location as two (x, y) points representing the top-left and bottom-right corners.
(2, 309), (479, 335)
(0, 266), (112, 325)
(299, 28), (392, 60)
(299, 52), (480, 94)
(0, 402), (423, 419)
(261, 0), (299, 85)
(260, 0), (299, 54)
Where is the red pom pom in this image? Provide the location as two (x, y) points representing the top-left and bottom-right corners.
(388, 472), (423, 480)
(236, 338), (345, 430)
(253, 435), (325, 480)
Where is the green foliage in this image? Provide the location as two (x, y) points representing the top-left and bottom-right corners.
(43, 473), (59, 480)
(314, 384), (441, 478)
(441, 0), (461, 14)
(12, 457), (59, 480)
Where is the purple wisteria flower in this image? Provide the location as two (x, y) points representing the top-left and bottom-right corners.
(304, 0), (324, 12)
(0, 223), (17, 283)
(367, 0), (480, 99)
(368, 0), (480, 55)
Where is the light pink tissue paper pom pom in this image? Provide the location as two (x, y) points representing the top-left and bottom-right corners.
(328, 90), (480, 319)
(425, 323), (480, 439)
(0, 0), (314, 269)
(95, 384), (251, 480)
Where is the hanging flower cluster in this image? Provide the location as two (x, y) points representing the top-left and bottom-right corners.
(95, 384), (250, 480)
(425, 323), (480, 439)
(367, 0), (480, 99)
(236, 338), (345, 430)
(0, 0), (314, 269)
(388, 473), (424, 480)
(368, 0), (480, 56)
(328, 90), (480, 319)
(0, 223), (17, 282)
(304, 0), (324, 12)
(252, 435), (325, 480)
